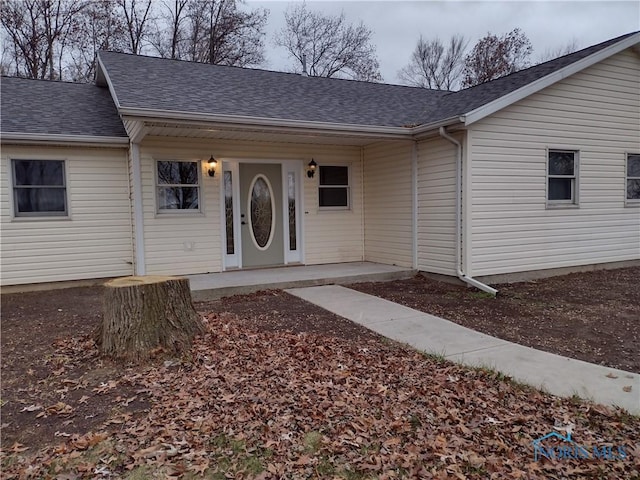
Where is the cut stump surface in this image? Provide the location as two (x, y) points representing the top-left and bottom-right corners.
(97, 275), (205, 362)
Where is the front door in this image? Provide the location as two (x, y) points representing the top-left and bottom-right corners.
(239, 163), (284, 267)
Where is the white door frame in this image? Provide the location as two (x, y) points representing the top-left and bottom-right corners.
(221, 159), (304, 270)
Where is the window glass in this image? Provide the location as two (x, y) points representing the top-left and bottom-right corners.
(548, 178), (572, 201)
(156, 161), (200, 211)
(224, 171), (234, 254)
(288, 172), (297, 250)
(14, 160), (64, 186)
(319, 188), (349, 207)
(157, 161), (198, 185)
(12, 160), (67, 216)
(320, 166), (349, 185)
(549, 151), (575, 176)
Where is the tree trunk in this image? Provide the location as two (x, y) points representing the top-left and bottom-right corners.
(96, 275), (206, 363)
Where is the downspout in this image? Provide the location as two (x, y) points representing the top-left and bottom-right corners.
(411, 141), (418, 270)
(439, 127), (497, 296)
(130, 142), (146, 275)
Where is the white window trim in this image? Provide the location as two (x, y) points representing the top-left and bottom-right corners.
(546, 149), (579, 209)
(625, 152), (640, 206)
(10, 158), (70, 219)
(155, 159), (203, 215)
(318, 164), (351, 211)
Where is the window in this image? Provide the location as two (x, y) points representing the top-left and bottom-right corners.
(12, 159), (67, 217)
(319, 165), (350, 208)
(626, 154), (640, 202)
(547, 150), (578, 204)
(156, 160), (200, 211)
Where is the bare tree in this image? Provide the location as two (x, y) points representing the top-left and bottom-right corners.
(398, 35), (466, 90)
(148, 0), (189, 60)
(2, 0), (267, 80)
(537, 38), (580, 63)
(1, 0), (86, 79)
(462, 28), (533, 88)
(67, 0), (127, 82)
(117, 0), (154, 54)
(154, 0), (267, 66)
(274, 3), (382, 81)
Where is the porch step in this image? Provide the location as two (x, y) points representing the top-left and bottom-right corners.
(188, 262), (414, 302)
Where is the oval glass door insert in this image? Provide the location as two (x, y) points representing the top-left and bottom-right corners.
(249, 175), (275, 250)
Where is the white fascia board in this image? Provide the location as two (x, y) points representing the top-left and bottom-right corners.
(464, 33), (640, 126)
(1, 132), (129, 147)
(96, 54), (122, 110)
(118, 107), (414, 138)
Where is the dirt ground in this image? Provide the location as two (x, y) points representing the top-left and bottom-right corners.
(0, 288), (373, 451)
(1, 267), (638, 454)
(353, 266), (640, 374)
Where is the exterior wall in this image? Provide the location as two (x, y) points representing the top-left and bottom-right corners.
(0, 145), (133, 285)
(362, 141), (414, 267)
(138, 137), (363, 276)
(468, 48), (640, 276)
(416, 135), (459, 275)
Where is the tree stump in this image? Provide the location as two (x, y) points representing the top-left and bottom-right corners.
(96, 275), (206, 362)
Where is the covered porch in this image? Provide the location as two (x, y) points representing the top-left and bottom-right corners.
(188, 261), (414, 301)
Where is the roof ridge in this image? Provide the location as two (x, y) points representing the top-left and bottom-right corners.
(1, 75), (99, 86)
(454, 30), (639, 94)
(97, 50), (448, 91)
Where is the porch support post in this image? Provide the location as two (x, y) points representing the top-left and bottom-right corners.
(411, 141), (418, 270)
(130, 142), (146, 275)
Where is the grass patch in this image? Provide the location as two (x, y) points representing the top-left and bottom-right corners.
(124, 466), (154, 480)
(303, 431), (323, 454)
(467, 291), (495, 299)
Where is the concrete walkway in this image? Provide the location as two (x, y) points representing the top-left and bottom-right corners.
(189, 262), (413, 301)
(287, 285), (640, 414)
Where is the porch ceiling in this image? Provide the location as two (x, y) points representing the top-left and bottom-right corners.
(141, 121), (412, 147)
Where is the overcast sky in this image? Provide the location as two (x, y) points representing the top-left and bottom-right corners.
(248, 0), (640, 84)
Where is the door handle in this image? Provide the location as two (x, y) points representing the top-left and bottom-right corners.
(241, 221), (247, 225)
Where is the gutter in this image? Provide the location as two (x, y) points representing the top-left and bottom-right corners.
(1, 132), (129, 148)
(438, 126), (498, 296)
(120, 107), (414, 138)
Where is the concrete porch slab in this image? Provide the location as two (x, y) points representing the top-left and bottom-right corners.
(188, 262), (414, 301)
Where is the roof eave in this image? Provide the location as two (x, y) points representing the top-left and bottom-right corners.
(1, 132), (129, 147)
(411, 116), (465, 137)
(463, 32), (640, 126)
(119, 107), (415, 139)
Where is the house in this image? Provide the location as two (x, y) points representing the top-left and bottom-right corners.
(1, 32), (639, 291)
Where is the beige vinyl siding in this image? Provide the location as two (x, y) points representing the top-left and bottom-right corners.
(362, 141), (413, 267)
(469, 48), (640, 276)
(416, 135), (458, 275)
(139, 137), (363, 275)
(1, 145), (133, 285)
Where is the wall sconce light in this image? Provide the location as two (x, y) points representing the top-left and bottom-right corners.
(307, 159), (317, 178)
(207, 155), (217, 177)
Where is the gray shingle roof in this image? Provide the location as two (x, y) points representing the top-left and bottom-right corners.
(98, 50), (448, 128)
(422, 31), (639, 125)
(2, 31), (636, 139)
(1, 77), (127, 138)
